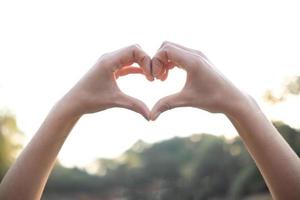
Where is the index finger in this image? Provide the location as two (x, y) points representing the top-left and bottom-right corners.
(151, 43), (198, 78)
(106, 45), (153, 81)
(114, 66), (144, 79)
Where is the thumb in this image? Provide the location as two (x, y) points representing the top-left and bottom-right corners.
(114, 92), (150, 121)
(151, 92), (187, 120)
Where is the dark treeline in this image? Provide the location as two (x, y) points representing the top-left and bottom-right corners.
(45, 122), (299, 200)
(1, 112), (299, 199)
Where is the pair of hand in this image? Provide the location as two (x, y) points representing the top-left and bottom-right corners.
(63, 41), (248, 120)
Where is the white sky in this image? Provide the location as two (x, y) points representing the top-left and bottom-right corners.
(1, 0), (300, 168)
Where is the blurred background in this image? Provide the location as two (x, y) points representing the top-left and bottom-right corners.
(1, 0), (300, 199)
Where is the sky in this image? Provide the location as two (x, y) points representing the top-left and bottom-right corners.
(1, 0), (300, 168)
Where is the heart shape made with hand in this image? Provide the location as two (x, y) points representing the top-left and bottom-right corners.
(116, 65), (186, 117)
(112, 41), (234, 121)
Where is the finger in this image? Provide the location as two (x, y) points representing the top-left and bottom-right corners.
(161, 41), (214, 65)
(160, 41), (207, 59)
(150, 92), (187, 120)
(152, 43), (197, 79)
(115, 66), (144, 79)
(114, 92), (150, 120)
(167, 60), (176, 69)
(156, 66), (167, 81)
(159, 67), (169, 81)
(158, 60), (173, 81)
(151, 56), (166, 78)
(108, 45), (153, 81)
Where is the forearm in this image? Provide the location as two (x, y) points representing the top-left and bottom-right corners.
(0, 98), (81, 200)
(150, 41), (300, 199)
(227, 96), (300, 200)
(0, 45), (151, 200)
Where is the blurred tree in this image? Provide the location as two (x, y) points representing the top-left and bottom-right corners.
(111, 122), (299, 199)
(190, 135), (242, 199)
(45, 162), (106, 194)
(273, 121), (300, 156)
(230, 163), (267, 199)
(0, 111), (22, 180)
(285, 76), (300, 95)
(263, 76), (300, 104)
(23, 119), (300, 199)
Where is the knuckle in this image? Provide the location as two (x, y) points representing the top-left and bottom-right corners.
(130, 44), (140, 51)
(151, 58), (163, 76)
(98, 53), (112, 67)
(158, 46), (170, 60)
(161, 41), (170, 48)
(191, 56), (202, 66)
(186, 56), (202, 72)
(99, 52), (109, 61)
(139, 54), (148, 63)
(152, 57), (161, 66)
(162, 43), (172, 51)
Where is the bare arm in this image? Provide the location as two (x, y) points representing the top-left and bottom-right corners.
(228, 100), (300, 200)
(0, 101), (80, 200)
(0, 45), (152, 200)
(151, 41), (300, 200)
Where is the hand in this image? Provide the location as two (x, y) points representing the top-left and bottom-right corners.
(150, 41), (249, 120)
(61, 44), (153, 120)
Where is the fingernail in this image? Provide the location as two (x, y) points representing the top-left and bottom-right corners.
(147, 76), (154, 81)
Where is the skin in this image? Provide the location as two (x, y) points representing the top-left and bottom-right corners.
(151, 41), (300, 200)
(0, 44), (153, 200)
(0, 42), (299, 199)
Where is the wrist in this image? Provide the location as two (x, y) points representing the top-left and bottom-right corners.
(223, 92), (262, 120)
(54, 93), (85, 119)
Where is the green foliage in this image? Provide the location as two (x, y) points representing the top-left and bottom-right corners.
(274, 121), (300, 156)
(0, 112), (22, 179)
(230, 164), (267, 199)
(42, 122), (300, 199)
(1, 111), (299, 199)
